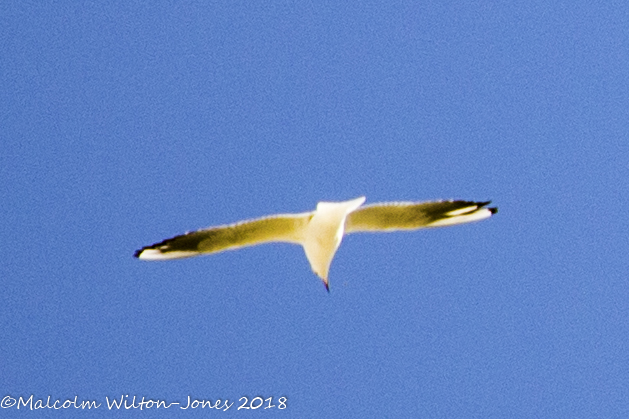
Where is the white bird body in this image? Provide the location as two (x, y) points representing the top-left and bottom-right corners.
(302, 197), (366, 283)
(135, 196), (497, 290)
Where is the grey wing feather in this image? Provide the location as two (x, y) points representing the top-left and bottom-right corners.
(135, 212), (312, 259)
(344, 200), (496, 233)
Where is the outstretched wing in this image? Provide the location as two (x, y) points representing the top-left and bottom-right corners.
(344, 200), (497, 233)
(135, 212), (313, 260)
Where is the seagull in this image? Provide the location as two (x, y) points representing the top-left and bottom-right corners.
(135, 197), (497, 291)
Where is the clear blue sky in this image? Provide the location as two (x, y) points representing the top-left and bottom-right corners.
(2, 1), (628, 417)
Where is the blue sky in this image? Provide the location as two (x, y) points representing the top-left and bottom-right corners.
(2, 1), (628, 417)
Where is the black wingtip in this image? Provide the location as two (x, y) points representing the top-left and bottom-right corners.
(324, 282), (330, 293)
(478, 200), (498, 215)
(133, 249), (143, 258)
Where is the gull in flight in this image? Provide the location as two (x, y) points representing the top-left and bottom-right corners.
(135, 197), (497, 291)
